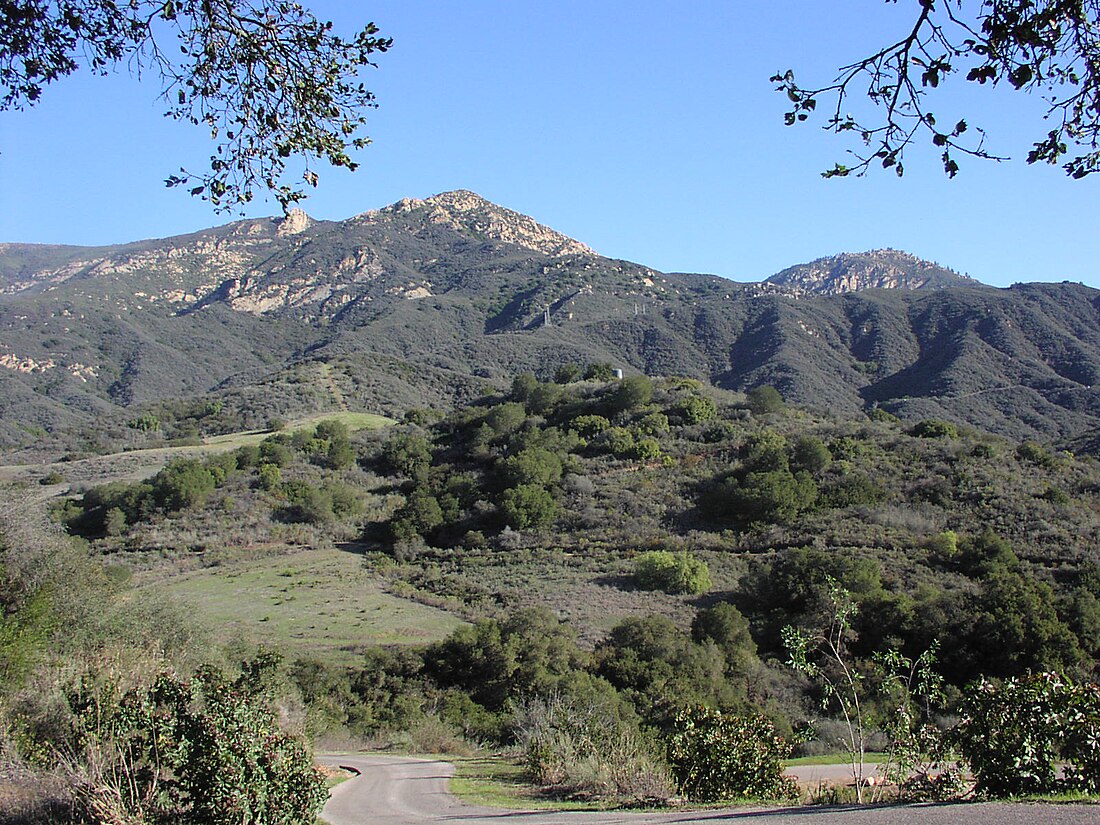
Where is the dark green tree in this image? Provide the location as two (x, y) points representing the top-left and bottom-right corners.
(381, 432), (433, 477)
(595, 615), (732, 724)
(425, 609), (584, 711)
(500, 484), (558, 530)
(584, 362), (616, 381)
(610, 375), (653, 413)
(554, 363), (582, 384)
(790, 434), (832, 475)
(152, 459), (216, 511)
(745, 385), (784, 416)
(510, 373), (539, 403)
(692, 603), (759, 677)
(499, 447), (564, 489)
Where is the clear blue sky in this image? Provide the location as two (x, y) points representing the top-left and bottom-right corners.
(1, 1), (1097, 288)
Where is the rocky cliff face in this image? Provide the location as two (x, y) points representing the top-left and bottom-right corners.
(351, 190), (594, 257)
(765, 249), (976, 295)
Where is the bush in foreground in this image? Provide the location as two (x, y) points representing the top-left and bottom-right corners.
(68, 654), (326, 825)
(666, 706), (797, 802)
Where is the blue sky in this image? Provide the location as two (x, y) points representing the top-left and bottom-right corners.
(1, 1), (1097, 288)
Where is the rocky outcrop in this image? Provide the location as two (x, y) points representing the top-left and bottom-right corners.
(354, 190), (595, 257)
(766, 249), (977, 296)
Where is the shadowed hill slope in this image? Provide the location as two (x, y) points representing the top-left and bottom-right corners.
(2, 192), (1098, 455)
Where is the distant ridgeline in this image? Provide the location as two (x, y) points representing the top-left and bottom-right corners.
(1, 190), (1098, 457)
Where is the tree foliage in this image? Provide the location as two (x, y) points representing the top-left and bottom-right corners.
(633, 550), (711, 595)
(774, 1), (1100, 179)
(953, 672), (1100, 796)
(69, 654), (327, 824)
(0, 1), (391, 209)
(666, 706), (796, 802)
(746, 385), (784, 416)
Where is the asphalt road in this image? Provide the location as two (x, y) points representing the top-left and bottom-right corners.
(318, 754), (1100, 825)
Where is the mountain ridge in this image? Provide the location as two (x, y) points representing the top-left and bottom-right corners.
(1, 191), (1098, 457)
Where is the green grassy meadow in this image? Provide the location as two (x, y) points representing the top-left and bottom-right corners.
(146, 547), (463, 665)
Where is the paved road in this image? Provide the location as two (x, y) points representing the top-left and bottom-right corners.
(318, 754), (1099, 825)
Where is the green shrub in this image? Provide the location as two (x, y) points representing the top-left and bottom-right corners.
(500, 485), (558, 530)
(952, 672), (1100, 797)
(485, 402), (527, 435)
(910, 419), (959, 439)
(601, 426), (637, 458)
(971, 442), (997, 458)
(257, 462), (282, 491)
(822, 473), (884, 508)
(867, 406), (900, 424)
(637, 411), (670, 436)
(395, 488), (445, 535)
(745, 385), (784, 416)
(279, 481), (333, 524)
(691, 603), (758, 676)
(259, 438), (294, 467)
(499, 447), (564, 488)
(527, 382), (563, 414)
(633, 551), (711, 595)
(68, 655), (326, 825)
(630, 436), (663, 461)
(611, 375), (653, 412)
(152, 459), (216, 511)
(511, 373), (539, 402)
(381, 432), (432, 477)
(1017, 440), (1055, 467)
(725, 470), (817, 524)
(742, 430), (789, 473)
(584, 363), (615, 381)
(666, 706), (796, 802)
(790, 435), (832, 475)
(671, 395), (717, 424)
(554, 363), (582, 384)
(234, 444), (261, 469)
(569, 414), (611, 438)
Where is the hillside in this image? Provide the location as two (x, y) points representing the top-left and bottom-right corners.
(2, 191), (1099, 458)
(44, 376), (1100, 694)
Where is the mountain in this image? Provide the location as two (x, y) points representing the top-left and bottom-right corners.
(2, 191), (1099, 457)
(764, 249), (974, 295)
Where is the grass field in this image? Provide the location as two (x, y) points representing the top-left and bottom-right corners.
(146, 547), (463, 665)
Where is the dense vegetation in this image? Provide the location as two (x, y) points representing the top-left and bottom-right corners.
(4, 368), (1100, 815)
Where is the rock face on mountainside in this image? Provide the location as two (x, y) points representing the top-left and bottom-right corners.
(766, 249), (974, 295)
(354, 190), (594, 258)
(1, 191), (1098, 455)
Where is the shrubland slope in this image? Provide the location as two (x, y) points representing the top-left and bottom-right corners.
(2, 191), (1099, 459)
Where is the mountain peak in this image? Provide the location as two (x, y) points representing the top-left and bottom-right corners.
(357, 190), (594, 258)
(765, 249), (978, 295)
